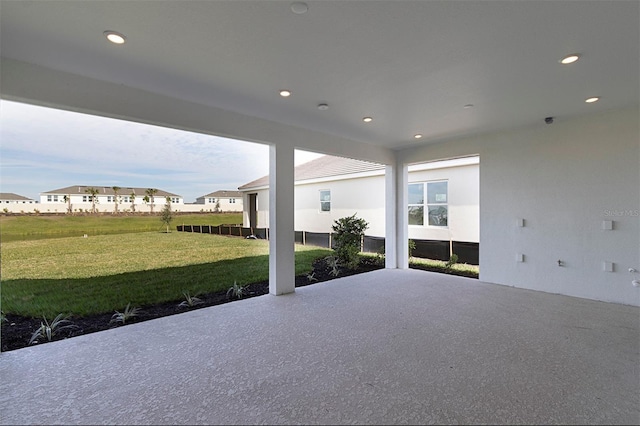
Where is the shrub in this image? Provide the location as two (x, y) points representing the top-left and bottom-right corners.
(331, 213), (369, 269)
(445, 254), (459, 269)
(408, 239), (416, 259)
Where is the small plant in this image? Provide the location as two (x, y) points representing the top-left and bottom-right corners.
(408, 239), (416, 259)
(324, 255), (341, 277)
(226, 281), (246, 300)
(445, 254), (459, 269)
(306, 272), (318, 282)
(1, 311), (7, 323)
(28, 314), (77, 345)
(110, 303), (141, 325)
(2, 208), (8, 214)
(375, 245), (386, 266)
(178, 291), (203, 308)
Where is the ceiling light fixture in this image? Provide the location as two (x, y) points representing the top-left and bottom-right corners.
(317, 103), (329, 110)
(363, 117), (373, 123)
(290, 2), (309, 14)
(560, 54), (580, 64)
(585, 97), (600, 103)
(103, 30), (126, 44)
(463, 104), (474, 109)
(279, 90), (291, 97)
(414, 134), (423, 139)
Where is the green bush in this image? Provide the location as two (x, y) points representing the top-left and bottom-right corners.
(331, 213), (369, 269)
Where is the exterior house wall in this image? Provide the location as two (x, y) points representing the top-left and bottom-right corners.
(400, 106), (640, 306)
(38, 188), (184, 213)
(196, 197), (243, 212)
(242, 162), (479, 242)
(408, 161), (479, 243)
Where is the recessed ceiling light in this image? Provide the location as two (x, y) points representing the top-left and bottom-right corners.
(414, 134), (423, 139)
(291, 2), (308, 14)
(585, 97), (600, 103)
(280, 90), (291, 97)
(560, 54), (580, 64)
(363, 117), (373, 123)
(317, 103), (329, 110)
(103, 31), (126, 44)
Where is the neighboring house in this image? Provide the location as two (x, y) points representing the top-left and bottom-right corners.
(0, 193), (38, 205)
(195, 190), (243, 212)
(39, 186), (183, 213)
(238, 155), (479, 244)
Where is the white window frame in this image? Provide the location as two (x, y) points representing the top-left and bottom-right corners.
(319, 189), (331, 212)
(408, 180), (449, 228)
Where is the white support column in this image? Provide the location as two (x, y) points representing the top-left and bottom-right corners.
(396, 159), (409, 269)
(269, 144), (296, 295)
(384, 164), (397, 269)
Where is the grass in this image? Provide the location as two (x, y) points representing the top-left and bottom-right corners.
(0, 213), (242, 242)
(1, 232), (331, 318)
(409, 256), (479, 277)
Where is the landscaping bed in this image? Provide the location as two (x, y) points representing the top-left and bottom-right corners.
(1, 256), (383, 352)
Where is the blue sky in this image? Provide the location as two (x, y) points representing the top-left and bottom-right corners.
(0, 100), (322, 202)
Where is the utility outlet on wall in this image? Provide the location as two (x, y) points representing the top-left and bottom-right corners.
(517, 218), (525, 227)
(603, 261), (614, 272)
(516, 253), (524, 262)
(602, 220), (613, 230)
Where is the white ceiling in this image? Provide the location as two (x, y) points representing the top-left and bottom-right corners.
(1, 0), (638, 150)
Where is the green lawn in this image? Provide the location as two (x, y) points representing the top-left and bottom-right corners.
(0, 213), (242, 242)
(1, 231), (331, 318)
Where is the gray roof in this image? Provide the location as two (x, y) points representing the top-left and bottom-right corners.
(42, 186), (181, 197)
(239, 155), (384, 190)
(0, 192), (34, 201)
(198, 190), (243, 198)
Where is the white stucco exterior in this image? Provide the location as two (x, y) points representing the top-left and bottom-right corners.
(194, 190), (243, 212)
(241, 157), (479, 243)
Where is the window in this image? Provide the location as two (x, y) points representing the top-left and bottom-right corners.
(208, 198), (215, 203)
(47, 195), (52, 202)
(171, 197), (179, 203)
(229, 198), (235, 203)
(320, 190), (331, 212)
(408, 181), (448, 227)
(107, 196), (114, 203)
(408, 183), (424, 225)
(427, 181), (448, 226)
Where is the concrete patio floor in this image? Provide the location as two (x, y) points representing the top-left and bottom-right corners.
(1, 269), (638, 425)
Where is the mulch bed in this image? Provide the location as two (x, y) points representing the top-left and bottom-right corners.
(1, 257), (384, 352)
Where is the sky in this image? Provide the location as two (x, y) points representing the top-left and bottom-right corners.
(0, 100), (323, 202)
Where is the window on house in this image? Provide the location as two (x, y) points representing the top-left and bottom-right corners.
(229, 198), (235, 203)
(320, 190), (331, 212)
(208, 198), (215, 203)
(47, 195), (52, 202)
(408, 183), (424, 225)
(408, 181), (448, 227)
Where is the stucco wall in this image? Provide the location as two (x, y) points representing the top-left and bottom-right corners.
(400, 107), (640, 306)
(243, 162), (479, 242)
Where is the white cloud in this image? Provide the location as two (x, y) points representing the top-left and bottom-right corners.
(0, 101), (270, 201)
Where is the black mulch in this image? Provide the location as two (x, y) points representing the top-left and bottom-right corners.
(1, 257), (384, 352)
